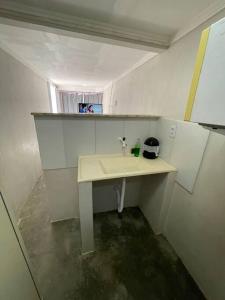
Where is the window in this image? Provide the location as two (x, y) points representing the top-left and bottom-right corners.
(49, 83), (58, 113)
(58, 91), (103, 113)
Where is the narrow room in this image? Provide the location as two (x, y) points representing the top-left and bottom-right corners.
(1, 1), (225, 300)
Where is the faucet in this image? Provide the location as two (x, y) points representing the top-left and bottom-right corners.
(118, 137), (127, 156)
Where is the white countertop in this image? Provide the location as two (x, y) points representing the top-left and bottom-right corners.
(78, 154), (176, 183)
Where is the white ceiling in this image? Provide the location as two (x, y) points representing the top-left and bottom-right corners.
(0, 0), (222, 90)
(0, 24), (155, 90)
(4, 0), (218, 36)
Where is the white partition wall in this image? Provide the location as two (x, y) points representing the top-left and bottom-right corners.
(34, 115), (158, 221)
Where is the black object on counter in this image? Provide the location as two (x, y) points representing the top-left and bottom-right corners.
(143, 137), (160, 159)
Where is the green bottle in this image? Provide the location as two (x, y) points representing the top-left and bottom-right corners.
(134, 138), (141, 157)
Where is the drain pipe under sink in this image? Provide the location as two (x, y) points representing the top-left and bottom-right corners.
(114, 178), (126, 217)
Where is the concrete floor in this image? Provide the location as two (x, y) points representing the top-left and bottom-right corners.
(19, 177), (205, 300)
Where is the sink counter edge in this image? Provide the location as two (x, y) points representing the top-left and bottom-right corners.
(77, 154), (176, 183)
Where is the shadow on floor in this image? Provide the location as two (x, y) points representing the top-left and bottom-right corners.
(19, 177), (205, 300)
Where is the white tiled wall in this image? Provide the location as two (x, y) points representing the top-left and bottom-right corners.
(124, 119), (151, 151)
(169, 121), (209, 193)
(35, 116), (210, 221)
(34, 116), (156, 220)
(44, 168), (78, 221)
(93, 176), (142, 213)
(63, 119), (95, 167)
(155, 118), (176, 161)
(35, 117), (66, 169)
(155, 118), (210, 193)
(139, 118), (210, 235)
(95, 119), (124, 154)
(35, 117), (155, 169)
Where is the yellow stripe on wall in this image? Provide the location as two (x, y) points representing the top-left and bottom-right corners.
(184, 27), (210, 121)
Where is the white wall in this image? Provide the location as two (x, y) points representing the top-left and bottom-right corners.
(0, 48), (50, 218)
(0, 192), (40, 300)
(103, 85), (113, 114)
(34, 116), (156, 220)
(104, 10), (225, 120)
(153, 119), (225, 300)
(139, 118), (225, 300)
(165, 132), (225, 300)
(103, 9), (225, 300)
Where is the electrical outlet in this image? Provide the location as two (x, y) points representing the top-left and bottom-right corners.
(169, 125), (177, 138)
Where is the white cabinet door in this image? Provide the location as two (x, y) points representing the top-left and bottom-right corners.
(0, 192), (40, 300)
(191, 18), (225, 126)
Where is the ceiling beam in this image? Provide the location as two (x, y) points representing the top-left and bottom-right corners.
(0, 1), (169, 52)
(172, 0), (225, 43)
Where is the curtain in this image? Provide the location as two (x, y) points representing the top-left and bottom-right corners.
(58, 91), (103, 113)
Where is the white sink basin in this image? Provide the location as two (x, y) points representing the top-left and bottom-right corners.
(78, 154), (176, 182)
(100, 156), (150, 174)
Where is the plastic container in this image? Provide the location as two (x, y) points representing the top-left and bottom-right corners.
(133, 138), (141, 157)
